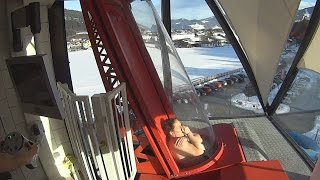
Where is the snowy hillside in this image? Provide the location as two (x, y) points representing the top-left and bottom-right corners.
(171, 17), (219, 30)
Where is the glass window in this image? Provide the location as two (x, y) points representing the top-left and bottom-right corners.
(277, 69), (320, 113)
(273, 68), (320, 163)
(131, 0), (218, 169)
(64, 2), (105, 97)
(170, 0), (263, 118)
(268, 1), (316, 105)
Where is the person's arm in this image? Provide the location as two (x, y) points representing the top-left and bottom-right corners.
(187, 133), (204, 150)
(182, 126), (204, 150)
(0, 144), (38, 173)
(175, 137), (204, 156)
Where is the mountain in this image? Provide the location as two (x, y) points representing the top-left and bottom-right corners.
(170, 6), (315, 31)
(64, 9), (87, 37)
(171, 16), (219, 31)
(64, 7), (314, 37)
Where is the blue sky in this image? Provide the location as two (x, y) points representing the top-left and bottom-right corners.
(300, 0), (317, 9)
(65, 0), (316, 20)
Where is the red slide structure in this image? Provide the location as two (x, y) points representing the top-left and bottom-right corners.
(79, 0), (289, 179)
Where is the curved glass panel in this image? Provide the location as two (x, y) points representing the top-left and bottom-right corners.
(131, 0), (216, 168)
(181, 0), (264, 118)
(155, 0), (266, 118)
(278, 69), (320, 113)
(268, 1), (316, 105)
(273, 68), (320, 163)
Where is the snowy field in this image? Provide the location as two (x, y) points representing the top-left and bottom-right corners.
(68, 46), (241, 96)
(178, 46), (241, 79)
(68, 49), (105, 96)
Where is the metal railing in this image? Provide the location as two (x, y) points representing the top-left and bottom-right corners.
(58, 82), (136, 180)
(172, 68), (245, 93)
(92, 83), (136, 180)
(191, 68), (244, 86)
(58, 83), (98, 180)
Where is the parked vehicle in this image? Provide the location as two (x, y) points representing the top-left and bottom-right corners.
(229, 76), (239, 83)
(230, 74), (244, 83)
(204, 83), (218, 91)
(217, 80), (228, 86)
(181, 91), (196, 103)
(200, 86), (212, 94)
(211, 81), (223, 89)
(224, 78), (235, 85)
(172, 93), (182, 104)
(236, 73), (247, 79)
(195, 87), (206, 96)
(180, 94), (189, 103)
(195, 89), (200, 96)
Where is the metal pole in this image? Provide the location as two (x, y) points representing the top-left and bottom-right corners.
(161, 0), (171, 37)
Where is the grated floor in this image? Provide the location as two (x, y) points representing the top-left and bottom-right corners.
(210, 117), (312, 180)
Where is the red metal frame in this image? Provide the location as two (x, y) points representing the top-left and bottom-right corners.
(80, 0), (175, 177)
(132, 134), (165, 174)
(138, 123), (249, 180)
(138, 160), (289, 180)
(219, 160), (289, 180)
(79, 0), (238, 178)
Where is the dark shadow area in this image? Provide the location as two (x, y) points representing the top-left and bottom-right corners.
(238, 137), (269, 160)
(274, 112), (320, 133)
(286, 171), (310, 180)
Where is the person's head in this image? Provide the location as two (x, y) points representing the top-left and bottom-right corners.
(162, 118), (184, 138)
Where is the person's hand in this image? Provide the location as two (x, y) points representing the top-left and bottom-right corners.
(27, 144), (39, 158)
(182, 126), (191, 136)
(17, 144), (39, 166)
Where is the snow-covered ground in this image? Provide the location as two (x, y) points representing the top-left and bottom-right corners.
(68, 45), (319, 116)
(68, 46), (241, 96)
(177, 46), (241, 79)
(189, 23), (205, 30)
(231, 93), (290, 114)
(69, 50), (105, 96)
(68, 45), (303, 115)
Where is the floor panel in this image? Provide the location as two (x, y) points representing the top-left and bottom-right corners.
(210, 117), (311, 180)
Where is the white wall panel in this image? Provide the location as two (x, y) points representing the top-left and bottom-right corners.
(298, 24), (320, 73)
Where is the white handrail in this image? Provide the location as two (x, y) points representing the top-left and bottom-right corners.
(92, 83), (137, 180)
(58, 82), (136, 180)
(57, 83), (97, 180)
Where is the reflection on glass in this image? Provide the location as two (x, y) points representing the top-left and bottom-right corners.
(274, 112), (320, 163)
(268, 2), (316, 105)
(274, 68), (320, 163)
(278, 69), (320, 113)
(289, 130), (320, 162)
(131, 0), (216, 168)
